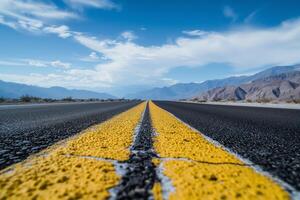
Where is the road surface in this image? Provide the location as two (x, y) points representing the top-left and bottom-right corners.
(0, 101), (140, 169)
(154, 101), (300, 190)
(0, 101), (297, 199)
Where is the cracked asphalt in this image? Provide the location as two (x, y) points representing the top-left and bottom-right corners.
(114, 103), (158, 200)
(0, 101), (140, 169)
(154, 101), (300, 190)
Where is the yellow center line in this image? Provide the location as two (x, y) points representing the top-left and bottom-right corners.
(56, 102), (146, 161)
(0, 102), (146, 200)
(149, 101), (290, 200)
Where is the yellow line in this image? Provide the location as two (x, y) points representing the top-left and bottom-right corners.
(152, 181), (163, 200)
(57, 102), (146, 161)
(0, 102), (146, 200)
(149, 101), (290, 200)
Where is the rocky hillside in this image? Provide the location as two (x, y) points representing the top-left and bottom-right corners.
(127, 64), (300, 100)
(195, 71), (300, 103)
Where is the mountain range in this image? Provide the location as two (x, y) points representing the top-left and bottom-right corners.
(196, 71), (300, 102)
(0, 80), (115, 99)
(1, 64), (300, 100)
(126, 64), (300, 100)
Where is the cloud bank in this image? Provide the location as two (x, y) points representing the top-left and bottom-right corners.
(1, 1), (300, 91)
(69, 18), (300, 87)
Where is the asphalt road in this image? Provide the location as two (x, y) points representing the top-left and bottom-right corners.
(154, 101), (300, 190)
(0, 101), (140, 169)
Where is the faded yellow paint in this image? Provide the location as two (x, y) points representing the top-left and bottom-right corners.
(152, 182), (163, 200)
(0, 102), (146, 199)
(149, 101), (290, 200)
(152, 158), (161, 167)
(0, 155), (118, 199)
(58, 102), (146, 161)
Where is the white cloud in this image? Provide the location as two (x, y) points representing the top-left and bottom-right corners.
(1, 4), (300, 91)
(43, 25), (72, 38)
(25, 59), (71, 69)
(0, 0), (77, 20)
(18, 18), (43, 32)
(244, 9), (259, 23)
(80, 52), (104, 62)
(223, 6), (238, 22)
(0, 59), (46, 67)
(0, 59), (72, 69)
(64, 0), (119, 10)
(121, 31), (137, 41)
(0, 15), (17, 29)
(50, 60), (71, 69)
(89, 52), (99, 60)
(0, 60), (27, 66)
(0, 71), (112, 89)
(27, 59), (47, 67)
(161, 78), (179, 85)
(182, 30), (210, 37)
(74, 34), (117, 52)
(69, 18), (300, 87)
(0, 0), (77, 32)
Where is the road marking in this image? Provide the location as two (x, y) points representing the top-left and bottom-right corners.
(0, 102), (146, 199)
(149, 101), (290, 200)
(152, 182), (163, 200)
(57, 102), (146, 161)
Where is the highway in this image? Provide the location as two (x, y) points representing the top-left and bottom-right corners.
(154, 101), (300, 191)
(0, 101), (139, 169)
(0, 101), (299, 199)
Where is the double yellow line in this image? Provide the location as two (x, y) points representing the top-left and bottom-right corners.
(0, 102), (146, 199)
(149, 101), (289, 200)
(0, 101), (291, 199)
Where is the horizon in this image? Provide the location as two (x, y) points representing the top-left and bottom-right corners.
(1, 0), (300, 96)
(0, 63), (288, 98)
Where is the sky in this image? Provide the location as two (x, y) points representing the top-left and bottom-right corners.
(1, 0), (300, 96)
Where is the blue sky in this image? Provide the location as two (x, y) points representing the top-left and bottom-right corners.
(1, 0), (300, 96)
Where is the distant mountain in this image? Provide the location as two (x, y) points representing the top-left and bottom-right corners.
(196, 71), (300, 102)
(0, 80), (116, 99)
(127, 64), (300, 100)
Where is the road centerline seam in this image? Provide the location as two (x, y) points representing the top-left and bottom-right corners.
(110, 102), (161, 200)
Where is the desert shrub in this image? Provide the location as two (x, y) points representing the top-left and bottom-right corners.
(20, 95), (36, 102)
(20, 95), (31, 102)
(190, 97), (198, 101)
(294, 99), (300, 104)
(20, 95), (42, 102)
(257, 98), (271, 103)
(62, 96), (74, 102)
(197, 99), (207, 103)
(228, 98), (236, 102)
(213, 98), (222, 102)
(43, 98), (56, 102)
